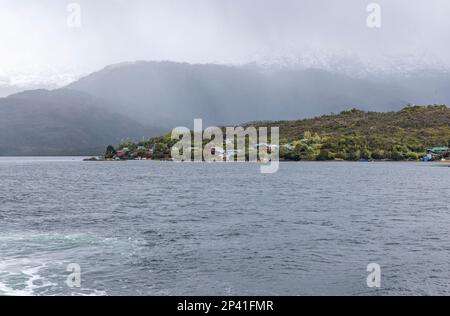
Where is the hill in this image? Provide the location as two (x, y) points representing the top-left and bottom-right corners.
(67, 61), (426, 128)
(109, 105), (450, 161)
(256, 105), (450, 160)
(3, 60), (450, 156)
(0, 89), (152, 156)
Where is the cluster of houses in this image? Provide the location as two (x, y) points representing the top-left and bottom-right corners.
(424, 147), (450, 162)
(169, 142), (283, 162)
(105, 137), (296, 162)
(98, 138), (450, 162)
(113, 146), (154, 160)
(207, 143), (282, 161)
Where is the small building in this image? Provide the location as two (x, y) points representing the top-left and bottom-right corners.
(116, 151), (128, 158)
(255, 143), (279, 153)
(425, 147), (450, 161)
(210, 147), (224, 155)
(255, 143), (278, 149)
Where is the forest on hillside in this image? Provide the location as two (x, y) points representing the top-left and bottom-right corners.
(108, 105), (450, 161)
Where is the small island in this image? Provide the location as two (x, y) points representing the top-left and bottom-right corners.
(96, 105), (450, 162)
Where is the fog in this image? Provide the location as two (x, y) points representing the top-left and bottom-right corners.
(1, 0), (450, 90)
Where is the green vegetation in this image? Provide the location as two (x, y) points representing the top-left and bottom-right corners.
(107, 105), (450, 161)
(270, 105), (450, 161)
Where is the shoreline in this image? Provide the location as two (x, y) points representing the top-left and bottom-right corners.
(0, 156), (448, 164)
(83, 157), (450, 163)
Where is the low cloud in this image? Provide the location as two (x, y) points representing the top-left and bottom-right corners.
(1, 0), (450, 88)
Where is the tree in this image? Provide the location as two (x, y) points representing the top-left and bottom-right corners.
(153, 143), (168, 159)
(316, 149), (334, 161)
(105, 145), (116, 159)
(390, 151), (404, 161)
(348, 150), (361, 161)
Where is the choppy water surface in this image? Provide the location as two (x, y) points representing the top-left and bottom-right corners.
(0, 157), (449, 295)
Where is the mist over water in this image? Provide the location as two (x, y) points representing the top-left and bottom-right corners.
(1, 158), (449, 295)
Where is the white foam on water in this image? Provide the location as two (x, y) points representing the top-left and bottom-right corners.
(70, 289), (108, 296)
(0, 258), (108, 296)
(0, 280), (33, 296)
(0, 259), (57, 296)
(0, 233), (117, 296)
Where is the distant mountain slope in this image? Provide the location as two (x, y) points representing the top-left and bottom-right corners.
(67, 61), (450, 129)
(3, 61), (450, 156)
(0, 89), (152, 156)
(0, 85), (26, 98)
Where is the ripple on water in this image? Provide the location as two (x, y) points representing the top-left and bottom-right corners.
(0, 160), (449, 295)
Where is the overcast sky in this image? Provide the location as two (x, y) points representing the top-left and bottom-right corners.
(1, 0), (450, 90)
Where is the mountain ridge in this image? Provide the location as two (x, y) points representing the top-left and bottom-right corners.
(2, 60), (450, 155)
(67, 60), (416, 127)
(0, 89), (157, 156)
